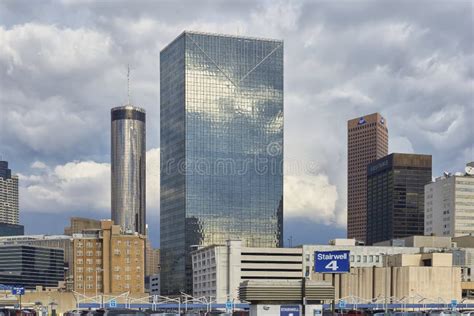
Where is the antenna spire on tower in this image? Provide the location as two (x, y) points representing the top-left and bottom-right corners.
(127, 64), (131, 105)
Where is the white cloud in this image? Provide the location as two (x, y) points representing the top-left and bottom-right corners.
(284, 174), (343, 227)
(19, 148), (160, 216)
(0, 23), (114, 75)
(1, 0), (472, 235)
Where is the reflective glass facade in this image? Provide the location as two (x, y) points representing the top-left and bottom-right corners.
(111, 106), (146, 235)
(160, 32), (283, 294)
(0, 245), (64, 289)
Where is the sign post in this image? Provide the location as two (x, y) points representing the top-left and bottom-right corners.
(315, 251), (350, 315)
(450, 299), (457, 311)
(11, 287), (25, 309)
(339, 299), (346, 313)
(225, 300), (233, 313)
(108, 299), (117, 308)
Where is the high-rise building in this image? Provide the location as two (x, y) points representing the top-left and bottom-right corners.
(347, 113), (388, 242)
(111, 106), (146, 235)
(425, 162), (474, 237)
(0, 244), (64, 289)
(72, 220), (145, 295)
(160, 31), (284, 294)
(366, 153), (432, 245)
(0, 161), (19, 225)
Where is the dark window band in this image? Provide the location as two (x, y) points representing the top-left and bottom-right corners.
(112, 109), (146, 122)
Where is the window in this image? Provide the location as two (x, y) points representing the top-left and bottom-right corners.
(77, 259), (83, 264)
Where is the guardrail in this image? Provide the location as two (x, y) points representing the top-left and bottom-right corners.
(78, 303), (474, 310)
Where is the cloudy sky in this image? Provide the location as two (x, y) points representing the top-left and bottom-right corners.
(0, 0), (472, 247)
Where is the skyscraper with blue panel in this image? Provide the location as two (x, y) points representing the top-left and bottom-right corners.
(160, 31), (283, 295)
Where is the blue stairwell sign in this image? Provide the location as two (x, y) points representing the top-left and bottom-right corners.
(281, 305), (301, 316)
(12, 287), (25, 295)
(314, 250), (350, 273)
(338, 300), (346, 309)
(451, 300), (457, 309)
(226, 300), (232, 312)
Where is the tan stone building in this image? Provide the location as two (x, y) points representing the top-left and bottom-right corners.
(73, 220), (145, 295)
(65, 217), (101, 236)
(145, 240), (160, 276)
(312, 252), (461, 302)
(347, 113), (388, 243)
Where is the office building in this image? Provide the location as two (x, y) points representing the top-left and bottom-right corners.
(366, 153), (432, 245)
(64, 217), (101, 236)
(72, 220), (145, 295)
(0, 245), (64, 289)
(160, 31), (284, 294)
(111, 106), (146, 235)
(425, 162), (474, 237)
(0, 234), (74, 289)
(347, 113), (388, 242)
(0, 161), (19, 225)
(0, 222), (24, 236)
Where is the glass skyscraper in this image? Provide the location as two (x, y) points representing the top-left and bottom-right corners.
(160, 31), (284, 294)
(111, 106), (146, 235)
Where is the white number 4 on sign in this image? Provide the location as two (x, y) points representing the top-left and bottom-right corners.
(325, 260), (339, 271)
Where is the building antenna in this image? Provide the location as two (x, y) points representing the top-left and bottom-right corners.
(127, 64), (131, 105)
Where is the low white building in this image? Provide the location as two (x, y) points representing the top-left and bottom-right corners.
(191, 240), (302, 302)
(425, 162), (474, 237)
(192, 239), (434, 302)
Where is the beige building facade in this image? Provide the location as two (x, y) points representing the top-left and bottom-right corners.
(73, 220), (145, 295)
(312, 253), (461, 302)
(145, 239), (160, 276)
(425, 164), (474, 237)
